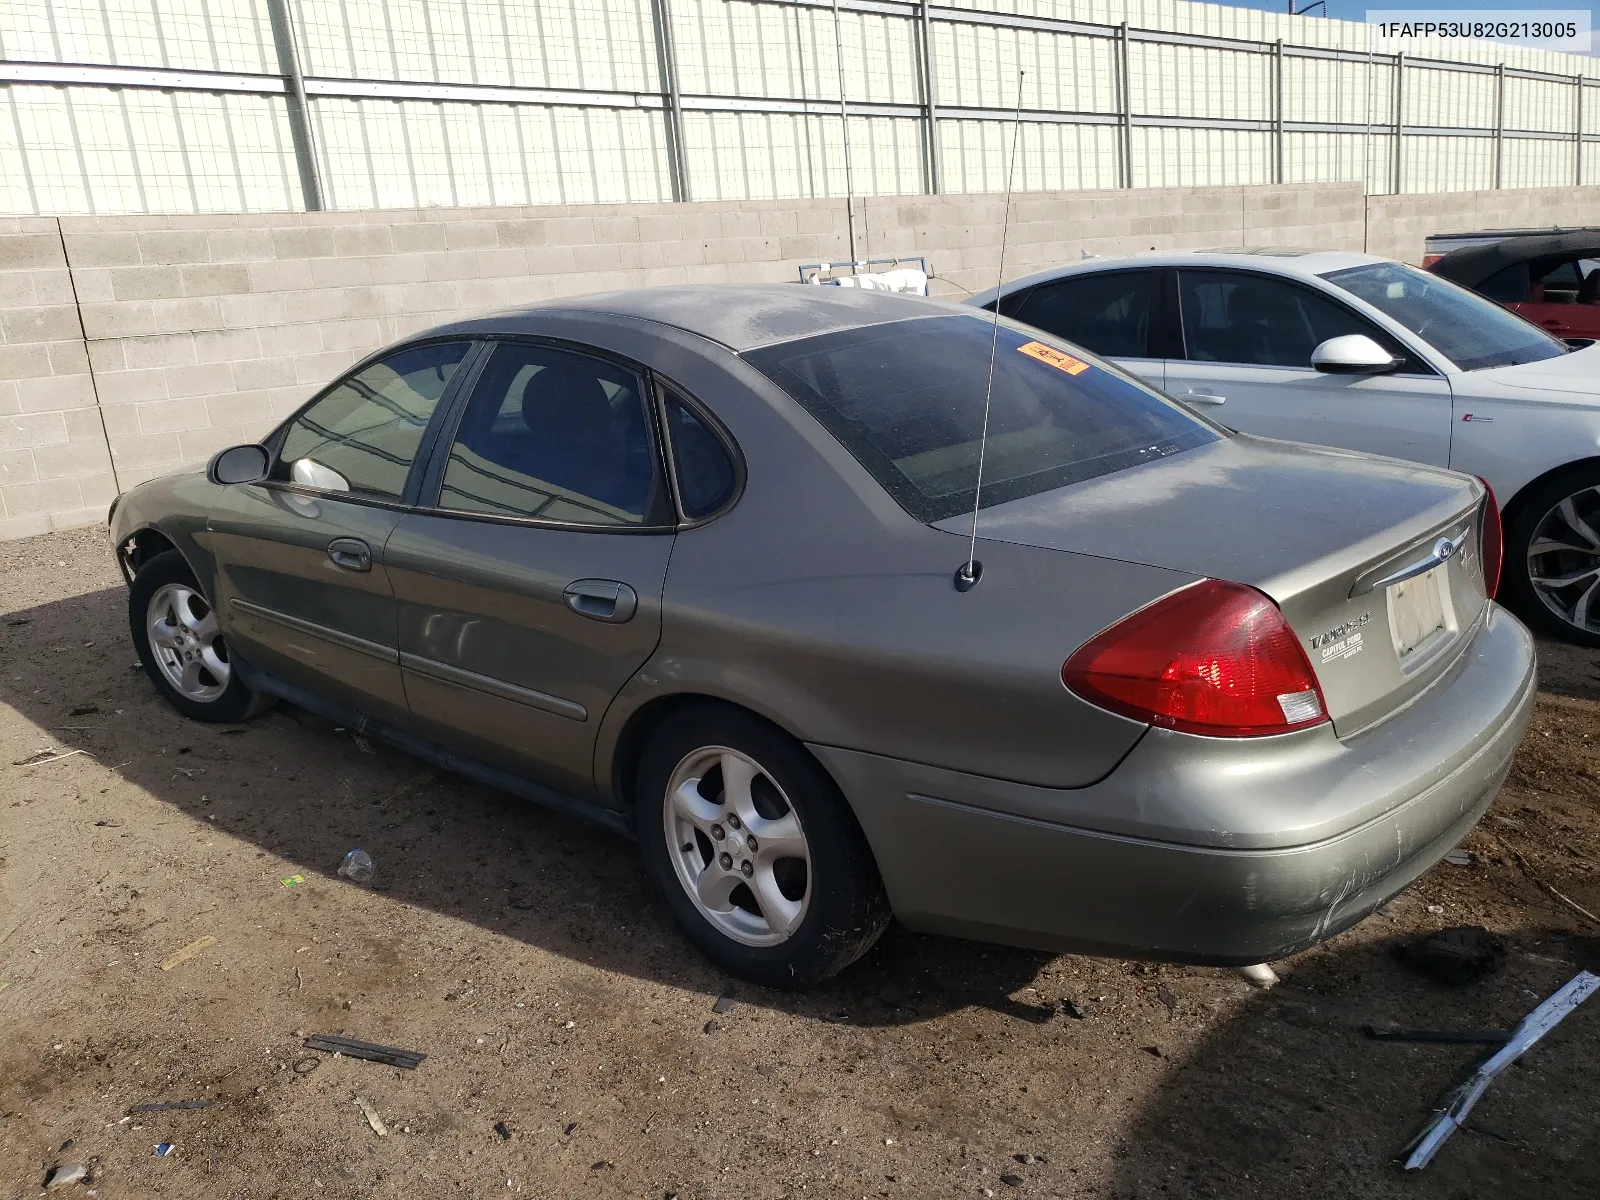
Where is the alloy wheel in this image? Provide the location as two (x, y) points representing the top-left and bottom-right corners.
(146, 583), (231, 703)
(663, 745), (812, 947)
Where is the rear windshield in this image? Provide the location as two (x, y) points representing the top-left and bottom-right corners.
(745, 313), (1219, 523)
(1322, 261), (1568, 371)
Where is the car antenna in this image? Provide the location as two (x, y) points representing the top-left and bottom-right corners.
(956, 69), (1025, 593)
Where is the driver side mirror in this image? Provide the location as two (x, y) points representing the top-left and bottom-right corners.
(1311, 334), (1400, 376)
(206, 443), (270, 486)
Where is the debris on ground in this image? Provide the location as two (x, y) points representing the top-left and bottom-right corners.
(1362, 1025), (1511, 1045)
(1235, 963), (1278, 988)
(1444, 848), (1473, 867)
(1402, 971), (1600, 1169)
(159, 935), (217, 972)
(12, 747), (85, 766)
(43, 1163), (88, 1188)
(280, 875), (305, 888)
(355, 1095), (389, 1136)
(494, 1121), (514, 1141)
(702, 1019), (721, 1035)
(1393, 925), (1505, 985)
(127, 1098), (217, 1114)
(591, 1159), (615, 1171)
(68, 704), (99, 716)
(303, 1033), (426, 1069)
(337, 849), (375, 884)
(1000, 1172), (1024, 1186)
(153, 1143), (175, 1157)
(1059, 999), (1087, 1019)
(711, 987), (735, 1015)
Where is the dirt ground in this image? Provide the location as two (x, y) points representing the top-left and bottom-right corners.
(1, 525), (1598, 1200)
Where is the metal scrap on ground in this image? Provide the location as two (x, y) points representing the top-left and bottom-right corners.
(1401, 970), (1600, 1169)
(355, 1095), (389, 1136)
(303, 1033), (426, 1069)
(159, 935), (217, 972)
(1362, 1025), (1510, 1045)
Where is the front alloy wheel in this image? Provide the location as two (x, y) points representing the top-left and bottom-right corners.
(1516, 476), (1600, 646)
(147, 582), (231, 702)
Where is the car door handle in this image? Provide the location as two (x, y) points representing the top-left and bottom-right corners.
(563, 579), (638, 623)
(327, 537), (372, 572)
(1179, 389), (1226, 405)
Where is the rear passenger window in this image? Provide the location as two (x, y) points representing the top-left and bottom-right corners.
(1009, 271), (1156, 358)
(663, 391), (736, 519)
(437, 343), (657, 526)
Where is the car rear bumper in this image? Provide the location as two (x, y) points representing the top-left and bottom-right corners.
(813, 604), (1536, 964)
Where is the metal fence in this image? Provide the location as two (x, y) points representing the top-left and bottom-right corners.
(2, 0), (1598, 216)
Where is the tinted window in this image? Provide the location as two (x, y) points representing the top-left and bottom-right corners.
(746, 313), (1218, 524)
(1010, 271), (1155, 358)
(437, 342), (656, 526)
(279, 341), (469, 499)
(1480, 261), (1530, 303)
(1324, 261), (1567, 371)
(1177, 270), (1387, 368)
(664, 391), (736, 519)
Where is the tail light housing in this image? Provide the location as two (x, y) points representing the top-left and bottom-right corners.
(1476, 478), (1502, 599)
(1063, 580), (1328, 738)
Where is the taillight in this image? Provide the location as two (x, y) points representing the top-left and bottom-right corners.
(1477, 478), (1502, 599)
(1062, 580), (1328, 738)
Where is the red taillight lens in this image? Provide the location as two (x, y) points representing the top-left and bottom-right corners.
(1477, 478), (1502, 599)
(1062, 580), (1328, 738)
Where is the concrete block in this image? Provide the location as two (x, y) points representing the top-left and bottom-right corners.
(204, 228), (276, 262)
(138, 396), (214, 434)
(391, 223), (450, 254)
(164, 361), (236, 400)
(191, 327), (262, 365)
(0, 411), (68, 451)
(443, 220), (498, 250)
(123, 331), (197, 370)
(206, 390), (276, 428)
(97, 368), (170, 405)
(99, 404), (142, 440)
(48, 339), (90, 376)
(180, 263), (251, 297)
(310, 256), (374, 288)
(0, 510), (52, 539)
(0, 448), (38, 486)
(366, 253), (429, 285)
(110, 264), (184, 301)
(272, 226), (338, 259)
(0, 473), (82, 518)
(33, 438), (112, 480)
(0, 341), (53, 379)
(107, 431), (186, 469)
(333, 225), (395, 257)
(137, 230), (214, 266)
(147, 296), (225, 334)
(15, 374), (96, 413)
(0, 233), (66, 271)
(2, 304), (81, 344)
(0, 270), (39, 310)
(247, 259), (314, 293)
(64, 232), (142, 267)
(76, 471), (119, 507)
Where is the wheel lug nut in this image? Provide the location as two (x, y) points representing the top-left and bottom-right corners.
(719, 852), (733, 870)
(746, 835), (758, 852)
(711, 824), (725, 840)
(726, 814), (741, 829)
(740, 860), (753, 878)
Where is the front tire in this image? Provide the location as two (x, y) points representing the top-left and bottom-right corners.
(635, 705), (890, 989)
(130, 550), (272, 723)
(1503, 466), (1600, 647)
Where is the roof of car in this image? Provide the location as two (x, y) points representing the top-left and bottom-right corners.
(968, 248), (1392, 306)
(439, 284), (965, 352)
(1430, 232), (1600, 286)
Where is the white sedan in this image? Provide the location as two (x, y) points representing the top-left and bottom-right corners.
(972, 250), (1600, 644)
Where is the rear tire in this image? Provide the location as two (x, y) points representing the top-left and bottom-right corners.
(130, 550), (273, 723)
(635, 705), (890, 989)
(1503, 465), (1600, 648)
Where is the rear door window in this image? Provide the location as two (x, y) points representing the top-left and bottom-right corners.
(1008, 270), (1157, 359)
(745, 313), (1218, 524)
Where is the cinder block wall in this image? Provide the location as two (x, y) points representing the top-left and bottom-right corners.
(1, 180), (1595, 540)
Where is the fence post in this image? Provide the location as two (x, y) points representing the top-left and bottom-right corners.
(1119, 22), (1134, 188)
(1274, 39), (1285, 185)
(651, 0), (689, 202)
(1494, 62), (1505, 190)
(1578, 75), (1585, 188)
(1393, 51), (1404, 195)
(265, 0), (323, 210)
(919, 0), (942, 194)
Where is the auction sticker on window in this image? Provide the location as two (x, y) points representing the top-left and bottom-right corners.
(1018, 341), (1091, 376)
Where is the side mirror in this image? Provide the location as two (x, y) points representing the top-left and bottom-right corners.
(1311, 334), (1399, 376)
(207, 443), (270, 485)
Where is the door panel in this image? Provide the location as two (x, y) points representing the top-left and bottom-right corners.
(207, 486), (409, 723)
(387, 517), (672, 797)
(1169, 268), (1452, 465)
(388, 339), (675, 799)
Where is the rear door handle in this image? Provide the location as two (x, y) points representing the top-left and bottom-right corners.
(327, 537), (372, 572)
(1180, 389), (1226, 406)
(563, 579), (638, 623)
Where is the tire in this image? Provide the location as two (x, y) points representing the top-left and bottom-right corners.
(1502, 465), (1600, 648)
(130, 549), (273, 723)
(635, 704), (890, 989)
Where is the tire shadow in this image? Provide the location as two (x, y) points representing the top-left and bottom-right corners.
(0, 583), (1054, 1027)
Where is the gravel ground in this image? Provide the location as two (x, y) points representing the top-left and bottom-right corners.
(1, 525), (1597, 1199)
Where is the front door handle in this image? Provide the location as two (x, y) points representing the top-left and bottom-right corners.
(327, 537), (372, 572)
(564, 579), (638, 623)
(1180, 389), (1226, 406)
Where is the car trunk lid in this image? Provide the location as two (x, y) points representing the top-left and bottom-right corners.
(934, 435), (1490, 736)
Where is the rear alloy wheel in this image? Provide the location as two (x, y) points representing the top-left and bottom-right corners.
(1507, 470), (1600, 647)
(130, 549), (273, 723)
(636, 706), (889, 988)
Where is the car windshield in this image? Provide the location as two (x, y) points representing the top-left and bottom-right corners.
(1322, 261), (1568, 371)
(745, 313), (1219, 523)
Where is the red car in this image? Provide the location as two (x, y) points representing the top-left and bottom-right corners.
(1428, 231), (1600, 342)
